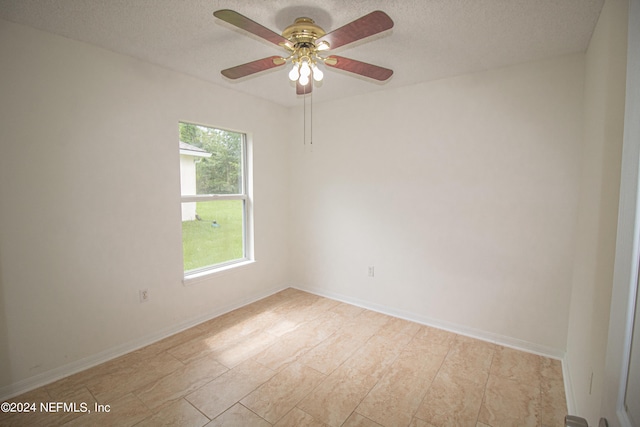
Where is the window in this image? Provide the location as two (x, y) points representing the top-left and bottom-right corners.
(179, 122), (251, 278)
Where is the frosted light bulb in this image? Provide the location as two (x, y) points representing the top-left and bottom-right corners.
(312, 64), (323, 81)
(288, 64), (299, 81)
(300, 61), (311, 78)
(299, 74), (309, 86)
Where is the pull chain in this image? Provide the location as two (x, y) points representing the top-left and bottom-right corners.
(310, 88), (313, 146)
(302, 86), (313, 149)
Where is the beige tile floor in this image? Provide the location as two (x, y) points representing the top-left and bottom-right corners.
(1, 288), (567, 427)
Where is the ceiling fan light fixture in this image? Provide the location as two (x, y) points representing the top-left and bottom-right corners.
(299, 74), (310, 86)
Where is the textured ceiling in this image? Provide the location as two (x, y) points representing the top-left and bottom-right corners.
(0, 0), (604, 108)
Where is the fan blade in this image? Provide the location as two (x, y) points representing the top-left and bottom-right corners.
(317, 11), (393, 50)
(221, 56), (285, 79)
(324, 56), (393, 81)
(214, 9), (293, 49)
(296, 80), (313, 95)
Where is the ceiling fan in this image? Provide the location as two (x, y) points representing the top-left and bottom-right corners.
(213, 9), (394, 95)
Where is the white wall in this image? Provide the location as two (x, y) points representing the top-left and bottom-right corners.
(0, 19), (291, 397)
(290, 54), (585, 354)
(564, 0), (628, 423)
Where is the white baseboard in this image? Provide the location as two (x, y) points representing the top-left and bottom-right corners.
(0, 284), (288, 401)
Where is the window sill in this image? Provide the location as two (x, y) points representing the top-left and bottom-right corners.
(182, 259), (256, 286)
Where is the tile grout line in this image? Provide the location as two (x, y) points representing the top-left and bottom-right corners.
(407, 333), (456, 426)
(346, 317), (417, 426)
(182, 398), (213, 424)
(238, 401), (273, 426)
(475, 346), (496, 427)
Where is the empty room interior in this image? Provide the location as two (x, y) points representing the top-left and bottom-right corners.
(1, 0), (639, 426)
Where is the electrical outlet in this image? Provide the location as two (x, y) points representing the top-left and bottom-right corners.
(368, 266), (375, 277)
(139, 289), (150, 303)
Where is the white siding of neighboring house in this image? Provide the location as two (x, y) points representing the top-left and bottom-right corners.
(180, 154), (198, 221)
(180, 142), (211, 221)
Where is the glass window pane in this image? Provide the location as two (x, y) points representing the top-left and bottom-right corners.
(179, 123), (243, 195)
(182, 199), (245, 272)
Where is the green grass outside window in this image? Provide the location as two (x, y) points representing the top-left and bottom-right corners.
(182, 200), (244, 272)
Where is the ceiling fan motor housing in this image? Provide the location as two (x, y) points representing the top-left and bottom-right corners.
(282, 17), (326, 46)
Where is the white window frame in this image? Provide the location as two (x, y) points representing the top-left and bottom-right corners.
(180, 125), (253, 283)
